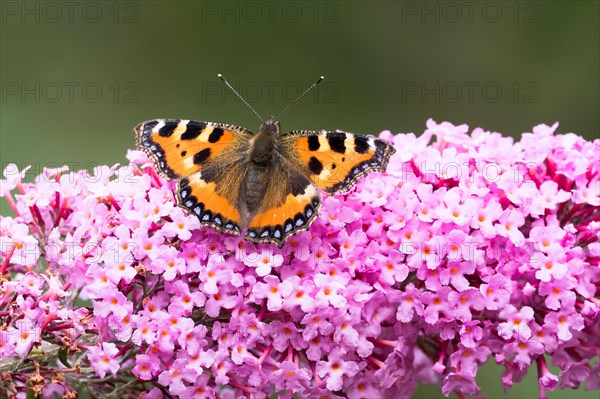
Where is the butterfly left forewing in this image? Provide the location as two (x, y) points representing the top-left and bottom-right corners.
(281, 130), (396, 194)
(134, 119), (253, 179)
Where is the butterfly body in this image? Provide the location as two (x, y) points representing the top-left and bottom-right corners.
(245, 117), (279, 214)
(135, 116), (395, 247)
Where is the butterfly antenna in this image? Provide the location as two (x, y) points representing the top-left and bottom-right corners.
(217, 74), (263, 122)
(276, 76), (324, 120)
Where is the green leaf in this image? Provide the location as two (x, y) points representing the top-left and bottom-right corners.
(26, 388), (37, 399)
(58, 346), (71, 368)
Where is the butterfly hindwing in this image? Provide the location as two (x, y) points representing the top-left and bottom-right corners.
(177, 161), (250, 236)
(134, 119), (253, 179)
(245, 160), (321, 247)
(281, 130), (396, 194)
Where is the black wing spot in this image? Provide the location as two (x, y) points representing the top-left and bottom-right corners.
(294, 214), (305, 227)
(327, 133), (346, 154)
(308, 156), (324, 175)
(260, 228), (270, 238)
(181, 122), (205, 140)
(208, 127), (224, 143)
(289, 174), (310, 196)
(181, 151), (187, 157)
(193, 202), (204, 216)
(193, 148), (211, 165)
(200, 167), (218, 183)
(284, 219), (294, 233)
(183, 195), (198, 209)
(201, 210), (212, 222)
(354, 136), (370, 154)
(304, 204), (314, 219)
(308, 135), (320, 151)
(159, 121), (178, 137)
(142, 121), (159, 136)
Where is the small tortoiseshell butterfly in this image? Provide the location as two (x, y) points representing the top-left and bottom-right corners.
(134, 76), (395, 247)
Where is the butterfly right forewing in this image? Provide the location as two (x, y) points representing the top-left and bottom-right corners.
(280, 130), (396, 194)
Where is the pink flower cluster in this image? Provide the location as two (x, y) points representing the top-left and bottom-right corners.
(1, 119), (598, 398)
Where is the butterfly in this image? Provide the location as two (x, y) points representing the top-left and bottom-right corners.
(134, 117), (395, 247)
(134, 77), (395, 247)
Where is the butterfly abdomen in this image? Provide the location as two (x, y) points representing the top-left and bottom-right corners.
(246, 163), (271, 215)
(246, 124), (280, 214)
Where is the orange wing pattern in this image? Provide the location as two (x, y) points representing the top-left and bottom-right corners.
(245, 160), (321, 247)
(281, 130), (396, 194)
(177, 164), (249, 235)
(135, 119), (252, 179)
(135, 119), (252, 235)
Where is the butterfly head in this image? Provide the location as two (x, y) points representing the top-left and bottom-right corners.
(260, 116), (281, 136)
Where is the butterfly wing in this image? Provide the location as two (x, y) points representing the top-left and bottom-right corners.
(245, 157), (321, 247)
(135, 119), (253, 235)
(177, 161), (250, 235)
(134, 119), (253, 179)
(280, 130), (396, 194)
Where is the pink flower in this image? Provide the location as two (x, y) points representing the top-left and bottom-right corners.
(313, 273), (347, 309)
(496, 209), (525, 244)
(269, 361), (311, 391)
(87, 342), (120, 378)
(158, 358), (197, 396)
(1, 223), (40, 266)
(469, 199), (502, 238)
(439, 260), (475, 291)
(316, 348), (360, 391)
(530, 180), (571, 215)
(244, 248), (283, 276)
(253, 275), (293, 311)
(479, 274), (511, 310)
(2, 120), (597, 398)
(9, 319), (40, 356)
(498, 305), (536, 341)
(534, 246), (568, 282)
(450, 344), (491, 375)
(133, 354), (161, 380)
(95, 290), (132, 320)
(544, 311), (585, 342)
(161, 207), (199, 241)
(1, 163), (29, 194)
(441, 371), (480, 396)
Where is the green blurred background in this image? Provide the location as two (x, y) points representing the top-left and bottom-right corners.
(1, 1), (598, 397)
